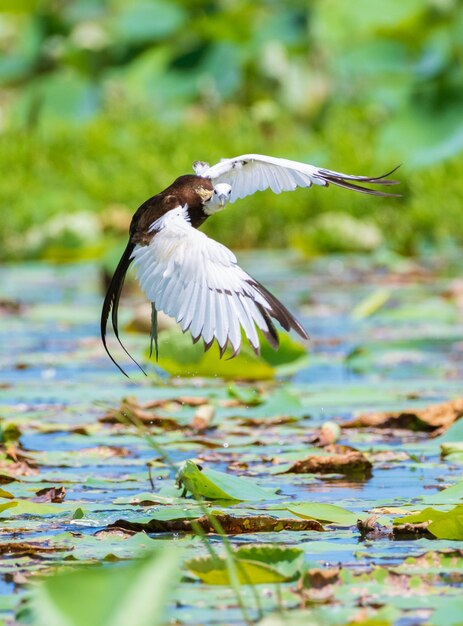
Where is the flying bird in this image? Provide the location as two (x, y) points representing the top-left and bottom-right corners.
(101, 154), (400, 376)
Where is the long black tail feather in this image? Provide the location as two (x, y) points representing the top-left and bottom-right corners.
(149, 302), (159, 362)
(319, 164), (402, 197)
(100, 241), (146, 377)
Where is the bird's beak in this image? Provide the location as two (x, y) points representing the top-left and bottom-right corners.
(217, 193), (228, 207)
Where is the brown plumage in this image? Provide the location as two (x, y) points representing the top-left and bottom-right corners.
(101, 175), (215, 376)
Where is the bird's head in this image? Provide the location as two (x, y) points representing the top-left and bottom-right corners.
(203, 183), (232, 215)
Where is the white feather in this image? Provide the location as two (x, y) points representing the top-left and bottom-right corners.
(199, 153), (399, 203)
(131, 204), (299, 354)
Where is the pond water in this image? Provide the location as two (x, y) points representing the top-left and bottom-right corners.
(1, 251), (463, 624)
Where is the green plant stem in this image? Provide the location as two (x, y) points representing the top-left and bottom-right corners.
(118, 410), (263, 625)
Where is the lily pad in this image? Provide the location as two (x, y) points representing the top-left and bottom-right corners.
(176, 460), (277, 502)
(0, 500), (75, 517)
(287, 503), (358, 526)
(394, 505), (463, 540)
(186, 545), (304, 584)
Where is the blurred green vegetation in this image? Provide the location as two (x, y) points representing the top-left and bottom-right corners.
(1, 0), (462, 259)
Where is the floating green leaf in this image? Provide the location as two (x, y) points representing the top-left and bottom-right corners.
(186, 545), (304, 584)
(437, 420), (463, 443)
(0, 500), (74, 517)
(176, 460), (277, 502)
(394, 505), (463, 540)
(287, 503), (358, 525)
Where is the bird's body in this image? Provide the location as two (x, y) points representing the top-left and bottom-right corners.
(101, 154), (400, 376)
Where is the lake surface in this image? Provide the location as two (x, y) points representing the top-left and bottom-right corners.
(1, 251), (463, 624)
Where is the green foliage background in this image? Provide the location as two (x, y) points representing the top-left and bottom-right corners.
(1, 0), (462, 259)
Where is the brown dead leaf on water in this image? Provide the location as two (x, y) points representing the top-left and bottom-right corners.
(344, 398), (463, 434)
(302, 567), (340, 589)
(0, 460), (38, 478)
(144, 395), (210, 408)
(100, 397), (183, 430)
(3, 444), (36, 465)
(34, 486), (66, 503)
(297, 567), (340, 604)
(80, 446), (131, 459)
(393, 521), (433, 538)
(0, 540), (68, 559)
(368, 450), (410, 464)
(108, 513), (324, 535)
(94, 527), (139, 539)
(238, 415), (299, 427)
(281, 444), (372, 477)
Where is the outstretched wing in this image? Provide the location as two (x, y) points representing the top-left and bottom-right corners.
(131, 205), (308, 356)
(197, 154), (401, 203)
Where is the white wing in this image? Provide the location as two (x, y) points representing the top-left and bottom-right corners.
(196, 154), (400, 203)
(131, 205), (307, 355)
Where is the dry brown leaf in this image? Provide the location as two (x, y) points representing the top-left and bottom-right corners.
(296, 567), (340, 605)
(392, 521), (433, 538)
(87, 446), (131, 458)
(94, 527), (139, 538)
(34, 486), (66, 503)
(281, 445), (372, 476)
(0, 541), (68, 558)
(0, 460), (38, 478)
(238, 415), (299, 427)
(100, 397), (183, 430)
(142, 396), (210, 409)
(108, 513), (324, 535)
(344, 398), (463, 433)
(303, 567), (340, 589)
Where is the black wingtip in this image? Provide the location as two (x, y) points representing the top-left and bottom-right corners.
(256, 304), (281, 350)
(219, 340), (229, 358)
(250, 280), (309, 343)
